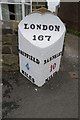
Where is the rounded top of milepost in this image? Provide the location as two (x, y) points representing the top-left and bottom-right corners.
(18, 11), (66, 48)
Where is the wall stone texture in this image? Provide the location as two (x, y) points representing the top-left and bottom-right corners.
(2, 34), (18, 55)
(2, 21), (19, 71)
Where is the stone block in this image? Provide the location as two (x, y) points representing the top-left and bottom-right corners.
(0, 42), (2, 46)
(2, 36), (12, 45)
(2, 29), (13, 35)
(0, 68), (2, 83)
(0, 29), (2, 35)
(2, 34), (18, 45)
(12, 46), (18, 55)
(0, 35), (2, 42)
(0, 45), (2, 54)
(2, 54), (18, 66)
(0, 59), (2, 68)
(12, 21), (18, 30)
(2, 46), (11, 54)
(2, 54), (19, 71)
(11, 35), (18, 45)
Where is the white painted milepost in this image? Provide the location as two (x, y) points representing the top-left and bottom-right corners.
(18, 11), (66, 87)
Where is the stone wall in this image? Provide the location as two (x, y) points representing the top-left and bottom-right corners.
(2, 20), (19, 71)
(2, 34), (18, 55)
(2, 20), (18, 55)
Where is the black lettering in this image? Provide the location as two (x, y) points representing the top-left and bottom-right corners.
(25, 53), (28, 58)
(30, 56), (33, 60)
(19, 49), (40, 64)
(38, 35), (44, 41)
(24, 24), (29, 29)
(32, 57), (35, 62)
(49, 25), (54, 31)
(22, 70), (35, 82)
(19, 49), (22, 54)
(45, 78), (48, 82)
(52, 55), (56, 59)
(24, 52), (27, 57)
(45, 36), (51, 41)
(55, 25), (60, 31)
(33, 35), (36, 40)
(50, 57), (53, 61)
(28, 55), (31, 59)
(37, 24), (41, 30)
(22, 70), (24, 74)
(18, 49), (20, 53)
(44, 60), (47, 64)
(49, 76), (51, 80)
(30, 24), (35, 29)
(32, 78), (35, 83)
(29, 55), (32, 60)
(24, 24), (60, 32)
(60, 51), (62, 55)
(42, 25), (47, 30)
(21, 51), (24, 56)
(25, 72), (28, 77)
(45, 72), (58, 82)
(49, 74), (53, 79)
(43, 51), (62, 64)
(56, 53), (60, 57)
(36, 59), (40, 64)
(47, 59), (50, 63)
(29, 75), (31, 80)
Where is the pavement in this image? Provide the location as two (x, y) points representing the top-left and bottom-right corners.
(2, 33), (78, 118)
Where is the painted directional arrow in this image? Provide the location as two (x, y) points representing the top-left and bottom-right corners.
(25, 63), (30, 70)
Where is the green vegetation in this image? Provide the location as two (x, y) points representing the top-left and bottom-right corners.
(67, 29), (80, 37)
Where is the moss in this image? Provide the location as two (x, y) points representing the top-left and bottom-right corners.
(67, 29), (80, 37)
